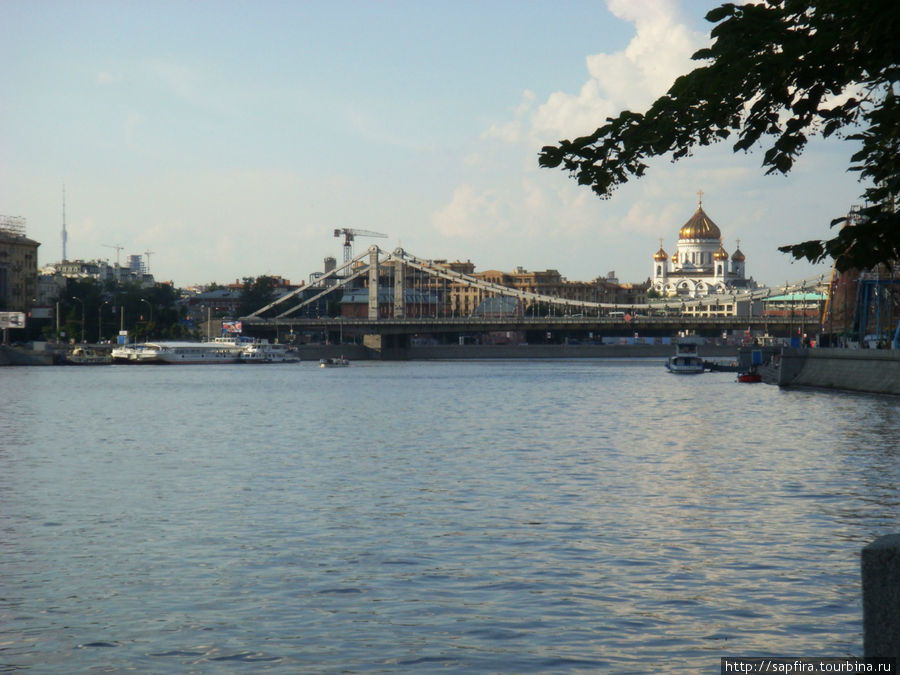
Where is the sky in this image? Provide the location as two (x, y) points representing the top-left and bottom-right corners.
(1, 0), (869, 289)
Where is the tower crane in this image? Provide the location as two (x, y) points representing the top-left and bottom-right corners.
(103, 244), (124, 267)
(333, 228), (387, 264)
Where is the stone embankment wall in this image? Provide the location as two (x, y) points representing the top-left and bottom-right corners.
(0, 346), (56, 366)
(779, 347), (900, 396)
(295, 344), (371, 361)
(392, 343), (737, 360)
(297, 343), (740, 361)
(1, 342), (742, 364)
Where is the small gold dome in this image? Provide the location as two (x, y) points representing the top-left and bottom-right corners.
(713, 243), (729, 261)
(732, 248), (745, 262)
(654, 246), (668, 261)
(678, 206), (722, 240)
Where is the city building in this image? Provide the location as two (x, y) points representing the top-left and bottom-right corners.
(432, 261), (644, 316)
(187, 277), (302, 324)
(0, 216), (40, 312)
(340, 288), (439, 318)
(40, 256), (154, 287)
(185, 288), (244, 321)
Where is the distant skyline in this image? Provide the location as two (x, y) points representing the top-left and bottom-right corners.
(1, 0), (868, 288)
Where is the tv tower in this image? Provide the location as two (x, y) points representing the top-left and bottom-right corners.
(61, 185), (68, 262)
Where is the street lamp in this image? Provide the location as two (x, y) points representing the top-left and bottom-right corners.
(140, 298), (153, 337)
(200, 304), (211, 341)
(98, 300), (110, 343)
(71, 296), (85, 343)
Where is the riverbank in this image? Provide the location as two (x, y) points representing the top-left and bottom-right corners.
(7, 342), (898, 397)
(0, 342), (741, 365)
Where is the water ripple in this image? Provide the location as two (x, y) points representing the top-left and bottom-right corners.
(1, 362), (895, 671)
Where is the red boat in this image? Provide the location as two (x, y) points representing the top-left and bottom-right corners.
(737, 370), (762, 383)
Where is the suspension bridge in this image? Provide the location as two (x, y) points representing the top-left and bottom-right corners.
(240, 246), (834, 351)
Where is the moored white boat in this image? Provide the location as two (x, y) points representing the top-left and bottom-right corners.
(111, 339), (245, 364)
(665, 340), (705, 374)
(111, 336), (300, 364)
(239, 340), (300, 363)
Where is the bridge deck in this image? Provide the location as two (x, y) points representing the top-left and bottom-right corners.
(242, 315), (810, 335)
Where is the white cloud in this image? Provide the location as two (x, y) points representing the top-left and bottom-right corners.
(433, 185), (509, 238)
(482, 90), (537, 145)
(534, 0), (704, 144)
(481, 1), (704, 150)
(432, 0), (709, 271)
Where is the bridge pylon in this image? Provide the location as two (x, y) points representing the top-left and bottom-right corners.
(393, 251), (406, 319)
(367, 246), (380, 320)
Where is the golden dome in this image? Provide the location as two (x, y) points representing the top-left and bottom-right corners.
(732, 248), (745, 262)
(672, 251), (679, 263)
(654, 246), (668, 261)
(678, 206), (721, 240)
(713, 242), (729, 261)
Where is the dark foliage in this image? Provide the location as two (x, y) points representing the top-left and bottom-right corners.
(237, 276), (279, 317)
(58, 279), (187, 342)
(539, 0), (899, 271)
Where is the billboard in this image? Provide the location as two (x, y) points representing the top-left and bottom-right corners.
(222, 320), (242, 334)
(30, 307), (54, 320)
(0, 312), (26, 329)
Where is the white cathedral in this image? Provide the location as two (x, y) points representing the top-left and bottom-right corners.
(651, 195), (757, 298)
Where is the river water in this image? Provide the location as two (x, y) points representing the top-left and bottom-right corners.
(1, 360), (897, 672)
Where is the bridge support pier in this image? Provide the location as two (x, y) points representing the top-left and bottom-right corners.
(363, 333), (411, 360)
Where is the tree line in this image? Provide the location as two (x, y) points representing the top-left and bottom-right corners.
(25, 275), (282, 344)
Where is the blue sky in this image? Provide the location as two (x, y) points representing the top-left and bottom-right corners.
(1, 0), (867, 288)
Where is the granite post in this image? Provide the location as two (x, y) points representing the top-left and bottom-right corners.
(862, 534), (900, 659)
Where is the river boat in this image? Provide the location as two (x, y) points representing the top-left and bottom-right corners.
(111, 339), (245, 364)
(665, 341), (705, 374)
(319, 357), (350, 368)
(65, 346), (112, 365)
(737, 369), (762, 383)
(240, 340), (300, 363)
(112, 336), (301, 364)
(706, 360), (741, 372)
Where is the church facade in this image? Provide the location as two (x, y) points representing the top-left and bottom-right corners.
(651, 198), (757, 299)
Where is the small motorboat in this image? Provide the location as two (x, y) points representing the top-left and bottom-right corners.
(319, 357), (350, 368)
(65, 346), (112, 365)
(737, 370), (762, 383)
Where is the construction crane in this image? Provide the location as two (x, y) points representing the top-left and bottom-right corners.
(333, 228), (387, 264)
(103, 244), (124, 267)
